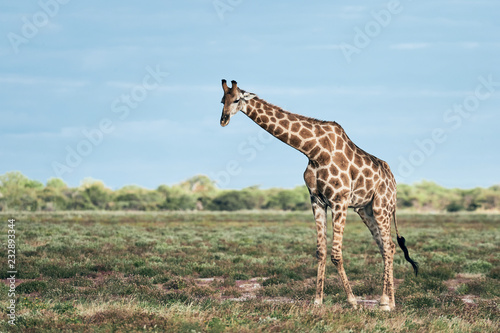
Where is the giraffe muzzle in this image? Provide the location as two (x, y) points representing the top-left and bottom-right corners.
(220, 114), (230, 127)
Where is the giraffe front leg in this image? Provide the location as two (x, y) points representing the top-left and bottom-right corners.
(312, 200), (328, 305)
(331, 201), (357, 309)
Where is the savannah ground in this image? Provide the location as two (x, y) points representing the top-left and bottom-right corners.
(0, 211), (498, 332)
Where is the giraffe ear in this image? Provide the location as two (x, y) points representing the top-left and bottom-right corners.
(241, 92), (256, 101)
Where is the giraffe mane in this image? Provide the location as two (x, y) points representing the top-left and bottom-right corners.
(252, 96), (334, 126)
(251, 94), (382, 167)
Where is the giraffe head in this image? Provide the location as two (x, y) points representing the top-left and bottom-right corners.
(220, 79), (256, 127)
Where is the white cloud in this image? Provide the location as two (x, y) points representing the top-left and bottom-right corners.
(306, 44), (343, 50)
(339, 5), (368, 19)
(0, 126), (79, 141)
(390, 43), (431, 50)
(314, 5), (367, 20)
(110, 119), (189, 140)
(2, 119), (191, 143)
(390, 41), (499, 50)
(460, 42), (480, 49)
(248, 85), (471, 98)
(156, 84), (219, 93)
(0, 75), (88, 87)
(105, 81), (218, 94)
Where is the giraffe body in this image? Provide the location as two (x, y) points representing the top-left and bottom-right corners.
(220, 80), (418, 310)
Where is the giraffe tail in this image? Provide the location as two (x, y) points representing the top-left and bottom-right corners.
(393, 211), (419, 276)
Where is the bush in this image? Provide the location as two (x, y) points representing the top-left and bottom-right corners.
(464, 260), (493, 274)
(17, 281), (48, 294)
(265, 187), (309, 211)
(446, 201), (464, 212)
(157, 185), (197, 210)
(487, 266), (500, 279)
(84, 184), (110, 208)
(208, 190), (258, 211)
(159, 194), (197, 210)
(1, 171), (500, 213)
(458, 278), (500, 298)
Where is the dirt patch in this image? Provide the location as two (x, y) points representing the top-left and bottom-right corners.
(444, 273), (484, 291)
(195, 277), (380, 307)
(195, 277), (224, 286)
(194, 277), (277, 302)
(444, 273), (484, 306)
(193, 275), (485, 307)
(357, 299), (379, 309)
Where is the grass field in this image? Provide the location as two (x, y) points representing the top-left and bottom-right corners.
(1, 211), (499, 332)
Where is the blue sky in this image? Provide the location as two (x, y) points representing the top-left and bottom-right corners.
(1, 0), (499, 190)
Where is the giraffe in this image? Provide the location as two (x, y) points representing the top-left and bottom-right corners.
(219, 80), (418, 310)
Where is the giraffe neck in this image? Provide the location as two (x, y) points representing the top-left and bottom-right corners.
(243, 97), (331, 158)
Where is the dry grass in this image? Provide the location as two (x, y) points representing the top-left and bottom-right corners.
(0, 211), (498, 332)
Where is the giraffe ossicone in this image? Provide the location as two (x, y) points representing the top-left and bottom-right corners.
(219, 79), (418, 310)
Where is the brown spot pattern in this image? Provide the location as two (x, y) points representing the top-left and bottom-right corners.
(300, 128), (314, 139)
(362, 168), (373, 178)
(280, 119), (290, 129)
(302, 140), (316, 152)
(291, 122), (301, 132)
(290, 135), (301, 147)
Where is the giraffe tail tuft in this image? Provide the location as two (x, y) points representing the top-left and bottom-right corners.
(397, 235), (419, 276)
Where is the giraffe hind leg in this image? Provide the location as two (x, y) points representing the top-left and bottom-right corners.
(356, 204), (396, 310)
(356, 204), (384, 256)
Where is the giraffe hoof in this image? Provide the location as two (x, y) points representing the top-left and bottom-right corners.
(347, 297), (358, 309)
(314, 298), (323, 305)
(379, 304), (391, 311)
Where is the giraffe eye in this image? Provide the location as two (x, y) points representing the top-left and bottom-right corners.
(233, 99), (240, 104)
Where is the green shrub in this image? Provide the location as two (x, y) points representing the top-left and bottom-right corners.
(52, 302), (76, 314)
(487, 266), (500, 279)
(230, 272), (250, 280)
(2, 170), (500, 213)
(458, 278), (500, 298)
(464, 260), (493, 274)
(208, 190), (259, 211)
(17, 281), (48, 294)
(264, 187), (310, 211)
(39, 263), (81, 278)
(446, 201), (464, 212)
(159, 194), (197, 210)
(207, 317), (226, 333)
(135, 266), (159, 277)
(164, 277), (192, 290)
(404, 294), (437, 308)
(262, 275), (289, 286)
(352, 275), (381, 296)
(426, 264), (456, 280)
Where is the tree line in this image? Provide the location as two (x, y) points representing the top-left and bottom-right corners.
(0, 171), (498, 212)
